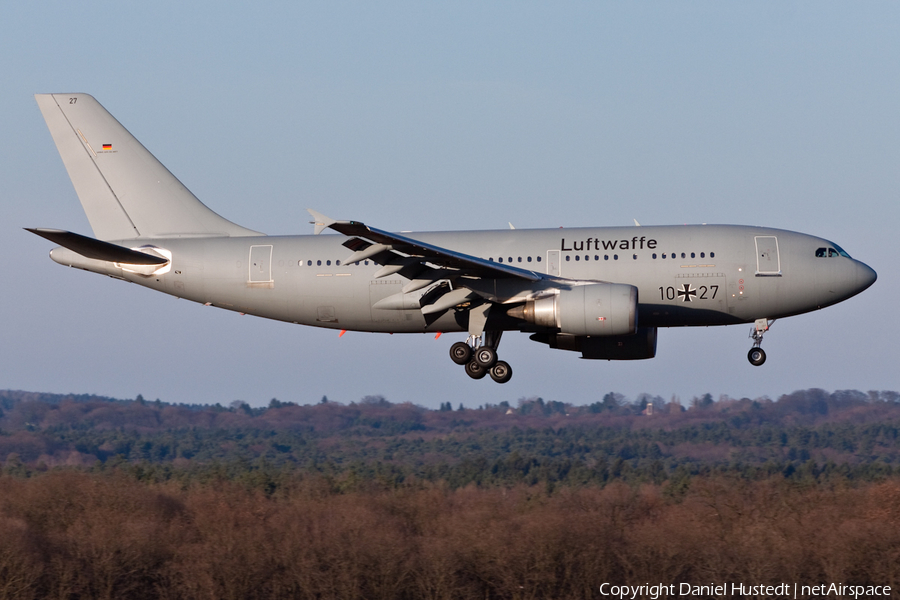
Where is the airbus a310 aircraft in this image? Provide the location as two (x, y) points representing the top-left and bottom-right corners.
(29, 93), (876, 384)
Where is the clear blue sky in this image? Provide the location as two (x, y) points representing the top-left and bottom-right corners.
(1, 2), (897, 408)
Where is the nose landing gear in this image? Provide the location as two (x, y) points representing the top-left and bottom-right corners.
(449, 331), (513, 383)
(748, 318), (774, 366)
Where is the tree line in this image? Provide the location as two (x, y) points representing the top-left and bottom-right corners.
(3, 388), (900, 490)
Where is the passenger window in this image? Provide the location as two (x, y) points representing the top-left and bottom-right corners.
(691, 252), (695, 258)
(604, 255), (609, 261)
(527, 256), (532, 262)
(517, 257), (522, 262)
(681, 252), (686, 259)
(565, 255), (571, 261)
(536, 256), (542, 262)
(652, 253), (657, 259)
(700, 252), (705, 258)
(336, 260), (341, 266)
(633, 254), (637, 260)
(614, 254), (619, 260)
(326, 260), (331, 266)
(575, 255), (580, 261)
(498, 257), (503, 263)
(316, 260), (321, 266)
(710, 252), (715, 258)
(594, 255), (599, 261)
(508, 257), (513, 263)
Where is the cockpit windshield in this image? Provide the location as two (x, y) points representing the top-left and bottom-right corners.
(815, 243), (851, 259)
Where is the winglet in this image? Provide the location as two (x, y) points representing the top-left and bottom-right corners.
(307, 209), (336, 235)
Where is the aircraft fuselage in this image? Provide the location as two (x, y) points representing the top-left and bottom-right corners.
(50, 224), (875, 334)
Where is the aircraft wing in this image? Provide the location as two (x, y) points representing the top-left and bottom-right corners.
(308, 210), (545, 283)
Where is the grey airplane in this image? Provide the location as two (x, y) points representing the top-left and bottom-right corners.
(28, 93), (877, 384)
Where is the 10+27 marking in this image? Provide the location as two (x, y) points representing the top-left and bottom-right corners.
(659, 284), (718, 302)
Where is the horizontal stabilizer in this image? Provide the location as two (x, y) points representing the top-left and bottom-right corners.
(25, 228), (168, 265)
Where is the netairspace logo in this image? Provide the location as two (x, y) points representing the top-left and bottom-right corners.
(599, 582), (891, 599)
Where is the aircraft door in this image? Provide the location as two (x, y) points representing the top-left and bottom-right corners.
(755, 236), (781, 276)
(547, 250), (560, 276)
(249, 245), (273, 284)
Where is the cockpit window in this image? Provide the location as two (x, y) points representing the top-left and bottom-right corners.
(831, 243), (851, 258)
(816, 245), (852, 259)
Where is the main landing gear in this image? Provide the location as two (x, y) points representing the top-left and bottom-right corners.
(450, 331), (513, 383)
(747, 318), (774, 366)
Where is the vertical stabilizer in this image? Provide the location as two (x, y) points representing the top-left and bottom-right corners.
(35, 93), (261, 240)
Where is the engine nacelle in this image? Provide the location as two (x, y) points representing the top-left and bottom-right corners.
(510, 283), (638, 336)
(529, 327), (658, 360)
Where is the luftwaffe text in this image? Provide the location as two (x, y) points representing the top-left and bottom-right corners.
(561, 237), (658, 252)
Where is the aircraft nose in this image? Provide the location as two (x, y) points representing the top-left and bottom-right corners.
(856, 261), (877, 292)
(815, 256), (876, 308)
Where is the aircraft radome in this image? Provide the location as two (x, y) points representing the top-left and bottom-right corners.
(28, 93), (877, 384)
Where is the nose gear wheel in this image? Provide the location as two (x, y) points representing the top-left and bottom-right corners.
(748, 347), (766, 366)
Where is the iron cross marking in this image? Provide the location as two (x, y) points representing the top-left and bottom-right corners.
(677, 283), (697, 302)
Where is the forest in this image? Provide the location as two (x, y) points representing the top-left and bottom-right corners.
(2, 388), (900, 599)
(3, 388), (900, 488)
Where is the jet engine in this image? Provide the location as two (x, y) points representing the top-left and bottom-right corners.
(508, 283), (638, 336)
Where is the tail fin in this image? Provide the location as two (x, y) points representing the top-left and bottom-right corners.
(35, 93), (261, 240)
